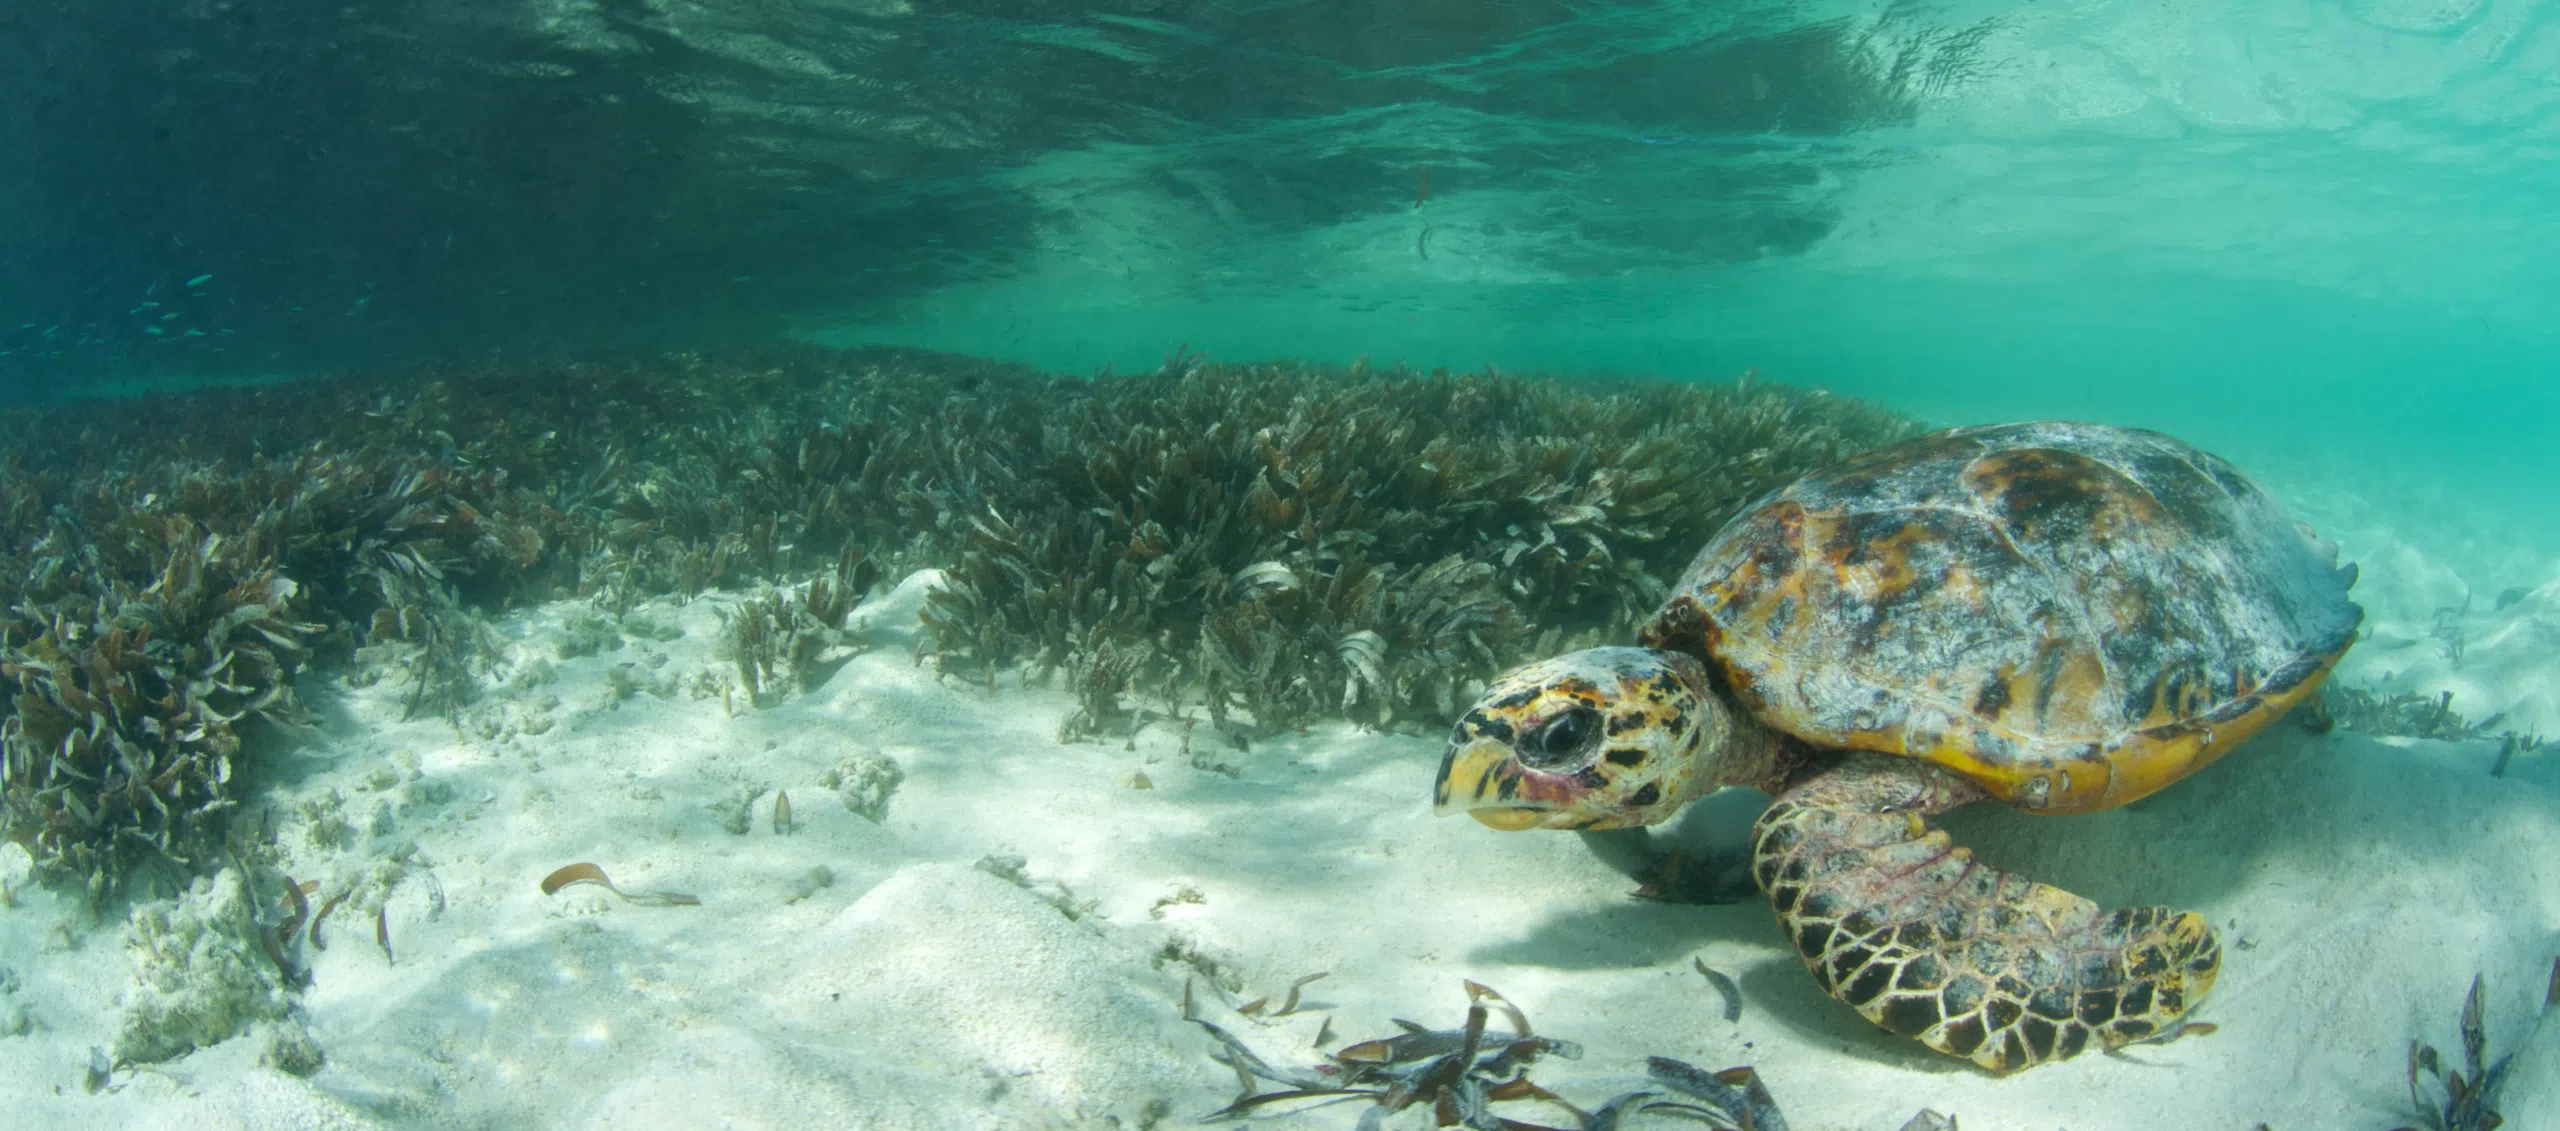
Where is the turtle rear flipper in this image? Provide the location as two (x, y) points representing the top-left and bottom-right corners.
(1752, 754), (2221, 1072)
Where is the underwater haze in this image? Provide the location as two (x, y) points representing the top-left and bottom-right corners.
(8, 1), (2557, 538)
(4, 2), (2560, 1129)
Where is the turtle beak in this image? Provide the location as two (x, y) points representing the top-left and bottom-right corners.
(1433, 738), (1600, 830)
(1433, 738), (1525, 825)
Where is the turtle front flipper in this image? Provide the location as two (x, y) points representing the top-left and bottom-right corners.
(1752, 755), (2220, 1072)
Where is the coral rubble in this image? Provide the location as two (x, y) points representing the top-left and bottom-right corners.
(112, 868), (295, 1064)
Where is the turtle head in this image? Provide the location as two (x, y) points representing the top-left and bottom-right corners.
(1433, 646), (1732, 831)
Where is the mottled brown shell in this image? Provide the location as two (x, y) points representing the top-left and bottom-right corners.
(1642, 422), (2362, 813)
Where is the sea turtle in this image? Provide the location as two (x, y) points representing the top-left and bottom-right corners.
(1431, 421), (2361, 1072)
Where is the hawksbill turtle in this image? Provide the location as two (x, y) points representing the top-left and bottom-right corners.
(1432, 421), (2361, 1072)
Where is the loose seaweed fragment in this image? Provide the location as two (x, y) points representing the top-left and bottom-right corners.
(1278, 970), (1330, 1015)
(1692, 957), (1744, 1023)
(255, 873), (320, 988)
(83, 1046), (112, 1094)
(1624, 1057), (1789, 1131)
(1193, 979), (1585, 1128)
(1587, 1088), (1663, 1131)
(1593, 1062), (1969, 1131)
(2488, 731), (2546, 779)
(538, 862), (700, 907)
(255, 923), (305, 989)
(2323, 684), (2534, 748)
(1194, 1012), (1343, 1095)
(1182, 982), (1972, 1131)
(1237, 970), (1331, 1018)
(307, 889), (349, 951)
(2392, 969), (2550, 1131)
(277, 874), (314, 941)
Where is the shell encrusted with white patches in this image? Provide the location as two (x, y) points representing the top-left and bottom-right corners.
(1644, 420), (2361, 814)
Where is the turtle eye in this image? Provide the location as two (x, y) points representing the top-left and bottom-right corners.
(1524, 706), (1601, 768)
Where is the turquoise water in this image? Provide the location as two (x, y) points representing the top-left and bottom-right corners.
(10, 0), (2549, 583)
(12, 0), (2555, 534)
(841, 269), (2559, 535)
(804, 0), (2560, 545)
(10, 0), (2551, 566)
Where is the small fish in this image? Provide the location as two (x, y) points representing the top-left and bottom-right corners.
(772, 789), (792, 835)
(186, 274), (213, 287)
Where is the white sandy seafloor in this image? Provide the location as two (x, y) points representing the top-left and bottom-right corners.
(0, 532), (2556, 1129)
